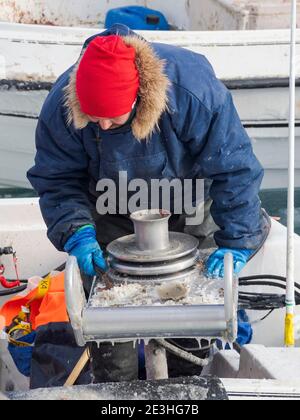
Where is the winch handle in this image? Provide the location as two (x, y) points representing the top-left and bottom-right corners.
(94, 264), (114, 290)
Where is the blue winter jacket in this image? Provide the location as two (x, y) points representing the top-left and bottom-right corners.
(27, 25), (270, 251)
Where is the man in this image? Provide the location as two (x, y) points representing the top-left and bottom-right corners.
(28, 24), (270, 382)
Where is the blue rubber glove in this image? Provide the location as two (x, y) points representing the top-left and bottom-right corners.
(64, 225), (107, 277)
(206, 248), (254, 278)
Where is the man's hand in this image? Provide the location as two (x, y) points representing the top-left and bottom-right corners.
(206, 248), (254, 278)
(64, 225), (107, 276)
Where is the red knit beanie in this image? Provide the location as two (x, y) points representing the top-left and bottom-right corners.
(76, 35), (139, 118)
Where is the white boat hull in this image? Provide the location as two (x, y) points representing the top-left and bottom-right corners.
(1, 114), (299, 190)
(1, 0), (300, 31)
(1, 23), (300, 189)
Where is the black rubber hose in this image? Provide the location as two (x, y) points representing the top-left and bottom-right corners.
(0, 285), (27, 296)
(239, 280), (300, 298)
(240, 275), (300, 291)
(238, 292), (290, 309)
(0, 263), (66, 297)
(6, 263), (67, 284)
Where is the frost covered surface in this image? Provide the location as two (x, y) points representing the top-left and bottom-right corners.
(9, 376), (226, 400)
(9, 383), (207, 401)
(90, 269), (224, 308)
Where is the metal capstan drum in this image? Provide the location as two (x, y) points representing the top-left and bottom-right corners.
(106, 209), (200, 283)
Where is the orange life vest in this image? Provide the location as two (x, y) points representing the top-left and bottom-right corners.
(0, 272), (69, 335)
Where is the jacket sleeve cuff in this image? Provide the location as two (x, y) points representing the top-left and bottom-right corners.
(59, 223), (96, 251)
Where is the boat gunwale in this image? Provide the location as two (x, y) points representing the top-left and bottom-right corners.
(1, 77), (300, 91)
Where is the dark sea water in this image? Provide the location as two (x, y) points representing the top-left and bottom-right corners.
(259, 189), (300, 235)
(1, 188), (300, 235)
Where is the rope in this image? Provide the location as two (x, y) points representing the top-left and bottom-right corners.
(155, 339), (213, 367)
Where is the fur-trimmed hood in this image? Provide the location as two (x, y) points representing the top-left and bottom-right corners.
(64, 35), (170, 141)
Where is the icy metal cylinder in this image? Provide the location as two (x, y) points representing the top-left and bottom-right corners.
(130, 209), (171, 252)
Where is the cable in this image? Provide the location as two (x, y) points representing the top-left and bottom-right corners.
(0, 263), (66, 297)
(239, 281), (300, 298)
(250, 310), (275, 325)
(166, 338), (213, 353)
(237, 274), (300, 312)
(239, 296), (286, 311)
(4, 263), (66, 285)
(0, 285), (27, 296)
(0, 276), (20, 289)
(155, 339), (213, 367)
(240, 275), (300, 291)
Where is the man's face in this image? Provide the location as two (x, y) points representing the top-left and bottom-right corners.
(88, 111), (132, 130)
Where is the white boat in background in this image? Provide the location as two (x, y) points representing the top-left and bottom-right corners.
(0, 22), (300, 189)
(1, 0), (300, 30)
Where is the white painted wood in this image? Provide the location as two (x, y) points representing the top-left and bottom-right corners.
(1, 87), (298, 123)
(0, 198), (66, 281)
(192, 0), (300, 31)
(0, 89), (48, 117)
(0, 0), (150, 28)
(222, 378), (300, 400)
(3, 21), (300, 45)
(248, 126), (300, 189)
(1, 0), (300, 31)
(232, 88), (300, 123)
(1, 23), (300, 81)
(1, 112), (299, 190)
(238, 345), (300, 380)
(1, 23), (300, 188)
(0, 115), (36, 188)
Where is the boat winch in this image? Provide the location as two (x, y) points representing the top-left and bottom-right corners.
(107, 210), (199, 285)
(65, 210), (238, 347)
